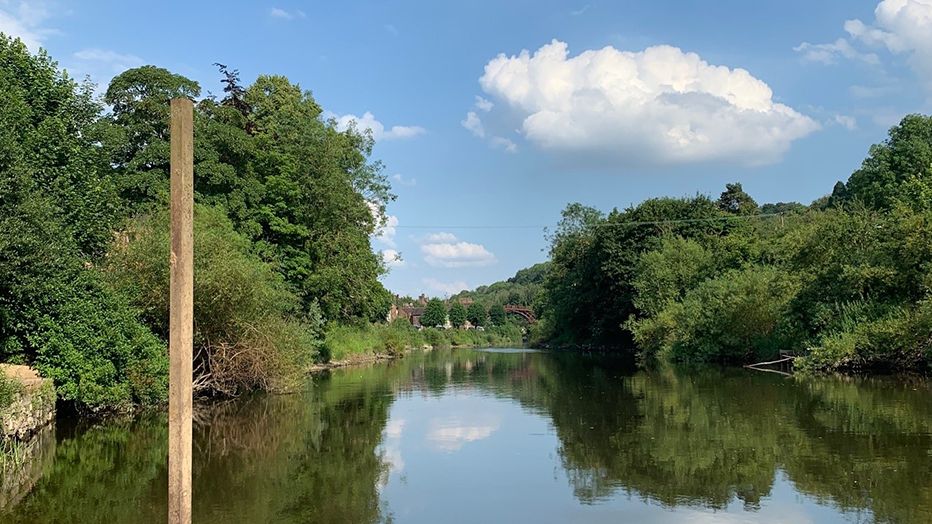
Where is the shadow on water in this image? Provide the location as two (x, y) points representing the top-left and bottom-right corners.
(2, 348), (931, 523)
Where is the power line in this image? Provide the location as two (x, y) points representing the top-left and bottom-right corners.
(392, 212), (790, 230)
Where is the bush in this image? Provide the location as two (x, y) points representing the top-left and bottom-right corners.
(801, 300), (932, 372)
(631, 266), (799, 364)
(1, 191), (167, 412)
(104, 205), (320, 396)
(32, 272), (169, 411)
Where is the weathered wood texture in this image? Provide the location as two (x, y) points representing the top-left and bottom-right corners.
(169, 97), (194, 524)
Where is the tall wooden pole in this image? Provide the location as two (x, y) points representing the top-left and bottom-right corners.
(169, 97), (194, 524)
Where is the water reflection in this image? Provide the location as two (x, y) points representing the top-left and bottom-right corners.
(2, 349), (931, 523)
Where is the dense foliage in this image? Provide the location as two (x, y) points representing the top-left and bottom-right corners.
(420, 298), (448, 328)
(535, 114), (932, 372)
(447, 302), (467, 328)
(466, 302), (488, 328)
(451, 262), (549, 310)
(0, 36), (394, 410)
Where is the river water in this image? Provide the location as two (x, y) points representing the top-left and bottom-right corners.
(2, 348), (931, 523)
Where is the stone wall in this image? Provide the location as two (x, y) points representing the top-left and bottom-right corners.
(0, 365), (56, 440)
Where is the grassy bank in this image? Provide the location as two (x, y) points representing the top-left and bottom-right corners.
(321, 321), (524, 362)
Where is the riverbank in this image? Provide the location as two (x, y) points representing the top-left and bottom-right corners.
(319, 322), (524, 364)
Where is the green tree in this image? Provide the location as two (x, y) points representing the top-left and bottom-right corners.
(103, 66), (201, 206)
(717, 182), (758, 215)
(759, 201), (806, 215)
(845, 114), (932, 210)
(102, 66), (393, 322)
(466, 302), (488, 327)
(544, 196), (725, 347)
(420, 299), (447, 328)
(0, 36), (167, 411)
(448, 302), (467, 328)
(489, 304), (506, 326)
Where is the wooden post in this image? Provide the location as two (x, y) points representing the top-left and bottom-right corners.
(169, 97), (194, 524)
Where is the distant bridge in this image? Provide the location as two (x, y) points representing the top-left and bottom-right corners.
(504, 305), (537, 324)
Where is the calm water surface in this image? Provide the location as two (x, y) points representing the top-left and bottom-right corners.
(3, 348), (932, 523)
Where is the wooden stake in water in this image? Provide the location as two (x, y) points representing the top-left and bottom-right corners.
(169, 97), (194, 524)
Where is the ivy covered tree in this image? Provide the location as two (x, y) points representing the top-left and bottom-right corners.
(448, 302), (467, 328)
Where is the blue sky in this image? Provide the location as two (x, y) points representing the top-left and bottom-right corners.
(4, 0), (931, 297)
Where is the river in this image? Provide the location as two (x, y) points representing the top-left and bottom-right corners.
(2, 348), (931, 523)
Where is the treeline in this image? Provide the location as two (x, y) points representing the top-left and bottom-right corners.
(0, 36), (393, 411)
(450, 262), (549, 310)
(324, 321), (524, 361)
(532, 114), (932, 372)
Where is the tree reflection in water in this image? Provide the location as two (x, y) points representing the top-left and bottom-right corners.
(2, 349), (930, 523)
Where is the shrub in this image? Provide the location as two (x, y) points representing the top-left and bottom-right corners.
(631, 266), (799, 364)
(1, 192), (167, 412)
(104, 205), (320, 396)
(801, 300), (932, 372)
(32, 272), (168, 411)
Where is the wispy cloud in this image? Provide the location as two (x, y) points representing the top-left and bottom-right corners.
(73, 48), (144, 73)
(330, 111), (426, 141)
(392, 173), (417, 187)
(794, 38), (880, 65)
(474, 95), (494, 112)
(832, 114), (858, 130)
(0, 0), (55, 51)
(269, 7), (305, 20)
(461, 111), (485, 138)
(422, 278), (470, 296)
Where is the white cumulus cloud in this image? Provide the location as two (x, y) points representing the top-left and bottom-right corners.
(477, 39), (818, 166)
(848, 0), (932, 90)
(423, 232), (458, 243)
(426, 417), (500, 452)
(800, 1), (932, 92)
(331, 111), (425, 141)
(421, 233), (496, 268)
